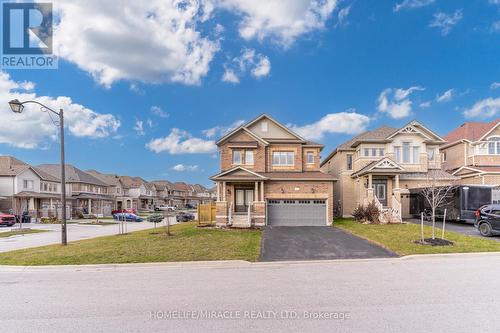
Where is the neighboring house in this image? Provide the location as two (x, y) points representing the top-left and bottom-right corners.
(118, 176), (143, 210)
(151, 180), (173, 206)
(441, 119), (500, 185)
(38, 164), (114, 217)
(210, 114), (336, 227)
(321, 120), (458, 220)
(171, 182), (192, 207)
(86, 170), (133, 211)
(0, 156), (69, 218)
(192, 184), (215, 204)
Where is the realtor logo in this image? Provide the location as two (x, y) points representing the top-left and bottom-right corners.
(1, 1), (57, 69)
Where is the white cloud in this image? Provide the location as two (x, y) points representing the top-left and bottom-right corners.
(436, 89), (454, 103)
(0, 72), (120, 149)
(463, 97), (500, 119)
(489, 0), (500, 5)
(150, 106), (169, 118)
(377, 86), (425, 119)
(146, 128), (216, 154)
(221, 69), (240, 84)
(420, 101), (432, 108)
(491, 82), (500, 90)
(133, 120), (145, 136)
(213, 0), (338, 47)
(429, 10), (463, 36)
(171, 164), (199, 172)
(290, 110), (371, 141)
(492, 21), (500, 32)
(222, 48), (271, 83)
(55, 0), (219, 87)
(393, 0), (435, 12)
(203, 120), (246, 138)
(335, 5), (351, 28)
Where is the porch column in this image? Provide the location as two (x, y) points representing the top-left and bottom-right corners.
(216, 182), (220, 201)
(222, 182), (227, 201)
(88, 199), (92, 214)
(366, 175), (374, 204)
(254, 182), (258, 202)
(395, 174), (400, 189)
(260, 181), (264, 202)
(368, 174), (373, 189)
(393, 174), (402, 204)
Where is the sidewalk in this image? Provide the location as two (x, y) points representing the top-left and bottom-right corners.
(0, 217), (177, 253)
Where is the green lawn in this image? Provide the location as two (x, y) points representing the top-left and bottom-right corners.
(0, 229), (47, 238)
(335, 219), (500, 256)
(0, 223), (262, 266)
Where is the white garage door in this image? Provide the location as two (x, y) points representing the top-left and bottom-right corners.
(267, 199), (327, 226)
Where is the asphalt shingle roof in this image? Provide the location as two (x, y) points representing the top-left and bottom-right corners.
(37, 164), (108, 186)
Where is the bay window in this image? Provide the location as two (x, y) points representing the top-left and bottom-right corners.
(488, 137), (500, 155)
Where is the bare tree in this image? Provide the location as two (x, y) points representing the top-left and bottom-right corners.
(420, 172), (456, 240)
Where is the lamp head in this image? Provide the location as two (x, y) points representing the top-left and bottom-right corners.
(9, 99), (24, 113)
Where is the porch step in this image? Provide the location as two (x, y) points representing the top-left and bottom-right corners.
(231, 214), (251, 228)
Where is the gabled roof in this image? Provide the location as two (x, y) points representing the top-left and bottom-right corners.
(118, 176), (144, 189)
(386, 120), (444, 142)
(351, 158), (404, 178)
(172, 182), (193, 192)
(452, 166), (500, 176)
(0, 156), (30, 176)
(38, 164), (108, 186)
(215, 114), (312, 147)
(444, 119), (500, 143)
(399, 169), (459, 181)
(86, 170), (122, 187)
(151, 180), (173, 191)
(210, 166), (268, 181)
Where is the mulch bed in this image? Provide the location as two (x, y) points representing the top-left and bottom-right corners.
(414, 238), (454, 246)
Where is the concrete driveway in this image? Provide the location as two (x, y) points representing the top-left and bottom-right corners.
(260, 226), (397, 261)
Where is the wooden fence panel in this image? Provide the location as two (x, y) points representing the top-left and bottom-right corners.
(198, 202), (216, 225)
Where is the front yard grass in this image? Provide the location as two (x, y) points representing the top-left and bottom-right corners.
(0, 222), (262, 266)
(335, 218), (500, 256)
(0, 229), (47, 238)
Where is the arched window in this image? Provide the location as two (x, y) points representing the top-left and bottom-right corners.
(488, 136), (500, 155)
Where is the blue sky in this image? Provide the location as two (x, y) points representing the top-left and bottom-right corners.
(1, 0), (499, 186)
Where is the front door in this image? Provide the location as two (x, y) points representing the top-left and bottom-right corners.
(373, 180), (387, 207)
(235, 189), (254, 212)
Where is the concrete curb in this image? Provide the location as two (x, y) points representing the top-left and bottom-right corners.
(2, 251), (500, 272)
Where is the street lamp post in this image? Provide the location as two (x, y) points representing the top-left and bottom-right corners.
(9, 99), (68, 245)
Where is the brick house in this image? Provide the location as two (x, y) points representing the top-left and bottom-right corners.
(210, 114), (336, 227)
(320, 120), (458, 221)
(441, 119), (500, 185)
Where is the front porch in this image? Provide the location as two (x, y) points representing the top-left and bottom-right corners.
(214, 180), (266, 228)
(353, 158), (405, 223)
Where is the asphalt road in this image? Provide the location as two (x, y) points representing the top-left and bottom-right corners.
(1, 253), (500, 332)
(261, 226), (397, 261)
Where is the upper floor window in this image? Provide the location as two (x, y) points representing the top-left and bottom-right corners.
(427, 148), (437, 161)
(23, 179), (34, 190)
(245, 151), (254, 165)
(306, 152), (314, 164)
(261, 121), (268, 132)
(272, 151), (294, 166)
(363, 147), (384, 157)
(346, 154), (353, 170)
(488, 137), (500, 155)
(395, 142), (420, 164)
(232, 150), (242, 165)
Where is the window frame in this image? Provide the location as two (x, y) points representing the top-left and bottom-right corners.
(272, 151), (295, 166)
(245, 150), (254, 165)
(346, 154), (353, 170)
(306, 151), (314, 165)
(232, 150), (243, 165)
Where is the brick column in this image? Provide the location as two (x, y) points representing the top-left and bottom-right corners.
(216, 201), (228, 226)
(252, 201), (266, 226)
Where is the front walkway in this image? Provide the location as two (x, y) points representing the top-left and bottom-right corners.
(0, 218), (177, 253)
(260, 226), (397, 261)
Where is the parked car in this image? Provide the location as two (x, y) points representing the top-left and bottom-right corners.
(185, 203), (196, 209)
(113, 213), (144, 222)
(147, 213), (164, 223)
(112, 208), (137, 215)
(155, 205), (176, 212)
(475, 204), (500, 237)
(176, 211), (195, 222)
(0, 211), (16, 227)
